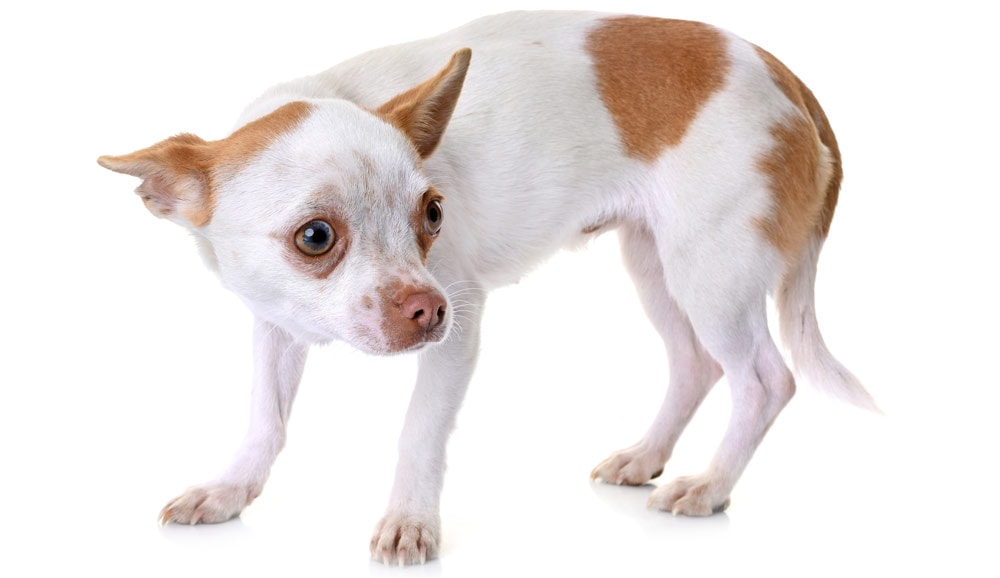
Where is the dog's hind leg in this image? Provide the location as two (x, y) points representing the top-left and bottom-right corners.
(591, 223), (723, 486)
(643, 214), (796, 516)
(646, 301), (794, 515)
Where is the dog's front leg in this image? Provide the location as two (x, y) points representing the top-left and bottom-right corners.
(371, 302), (483, 565)
(160, 317), (308, 524)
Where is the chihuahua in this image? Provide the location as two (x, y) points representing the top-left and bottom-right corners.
(98, 11), (875, 566)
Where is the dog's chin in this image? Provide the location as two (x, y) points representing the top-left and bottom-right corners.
(352, 341), (425, 357)
(352, 325), (450, 356)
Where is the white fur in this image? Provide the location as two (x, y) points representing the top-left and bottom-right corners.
(106, 11), (873, 566)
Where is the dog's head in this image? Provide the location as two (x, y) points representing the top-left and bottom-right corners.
(98, 49), (471, 354)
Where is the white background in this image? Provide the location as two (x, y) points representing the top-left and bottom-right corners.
(2, 1), (998, 576)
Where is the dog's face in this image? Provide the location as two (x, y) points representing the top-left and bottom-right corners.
(205, 100), (451, 353)
(99, 50), (471, 354)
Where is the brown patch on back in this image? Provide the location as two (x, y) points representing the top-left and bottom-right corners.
(586, 17), (730, 161)
(755, 47), (843, 249)
(98, 101), (313, 227)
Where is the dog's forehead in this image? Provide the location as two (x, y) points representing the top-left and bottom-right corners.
(218, 100), (429, 226)
(281, 101), (425, 192)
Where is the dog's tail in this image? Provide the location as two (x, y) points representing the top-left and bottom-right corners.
(776, 236), (878, 412)
(774, 83), (879, 413)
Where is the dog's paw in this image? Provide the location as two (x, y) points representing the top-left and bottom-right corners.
(590, 444), (666, 486)
(370, 510), (440, 566)
(159, 483), (258, 525)
(647, 474), (730, 516)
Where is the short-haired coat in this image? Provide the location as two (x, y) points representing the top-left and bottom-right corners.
(99, 11), (874, 566)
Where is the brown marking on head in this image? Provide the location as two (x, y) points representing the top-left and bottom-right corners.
(353, 151), (379, 176)
(376, 48), (471, 159)
(755, 47), (843, 241)
(98, 101), (314, 228)
(348, 151), (384, 207)
(586, 17), (730, 161)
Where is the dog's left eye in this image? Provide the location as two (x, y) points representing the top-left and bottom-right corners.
(424, 199), (444, 237)
(295, 220), (336, 256)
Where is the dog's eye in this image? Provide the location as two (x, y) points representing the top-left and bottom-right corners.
(424, 199), (444, 237)
(295, 220), (336, 256)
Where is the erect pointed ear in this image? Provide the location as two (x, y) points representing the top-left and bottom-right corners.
(97, 133), (214, 228)
(376, 48), (472, 159)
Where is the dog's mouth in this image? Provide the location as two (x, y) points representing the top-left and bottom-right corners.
(361, 327), (450, 356)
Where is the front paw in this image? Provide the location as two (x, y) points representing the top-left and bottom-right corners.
(370, 510), (440, 566)
(648, 474), (730, 516)
(591, 444), (666, 486)
(159, 483), (258, 525)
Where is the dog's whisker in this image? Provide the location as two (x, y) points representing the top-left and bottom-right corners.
(446, 288), (485, 298)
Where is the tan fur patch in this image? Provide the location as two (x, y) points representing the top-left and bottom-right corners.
(754, 47), (843, 253)
(204, 101), (314, 225)
(99, 101), (313, 227)
(215, 101), (313, 170)
(586, 17), (730, 161)
(755, 114), (826, 258)
(376, 49), (471, 159)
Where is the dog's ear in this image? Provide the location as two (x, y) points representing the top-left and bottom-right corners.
(377, 48), (471, 158)
(98, 134), (214, 228)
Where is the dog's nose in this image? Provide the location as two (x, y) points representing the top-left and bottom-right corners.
(400, 291), (446, 331)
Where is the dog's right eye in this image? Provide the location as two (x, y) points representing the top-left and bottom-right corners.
(295, 220), (336, 256)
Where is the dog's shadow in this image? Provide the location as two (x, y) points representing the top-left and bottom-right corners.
(157, 515), (253, 546)
(589, 482), (730, 537)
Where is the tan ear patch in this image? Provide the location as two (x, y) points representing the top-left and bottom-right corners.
(377, 48), (472, 159)
(98, 133), (213, 225)
(753, 46), (842, 256)
(586, 17), (730, 162)
(99, 101), (313, 227)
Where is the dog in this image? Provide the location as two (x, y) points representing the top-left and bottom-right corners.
(98, 10), (876, 566)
